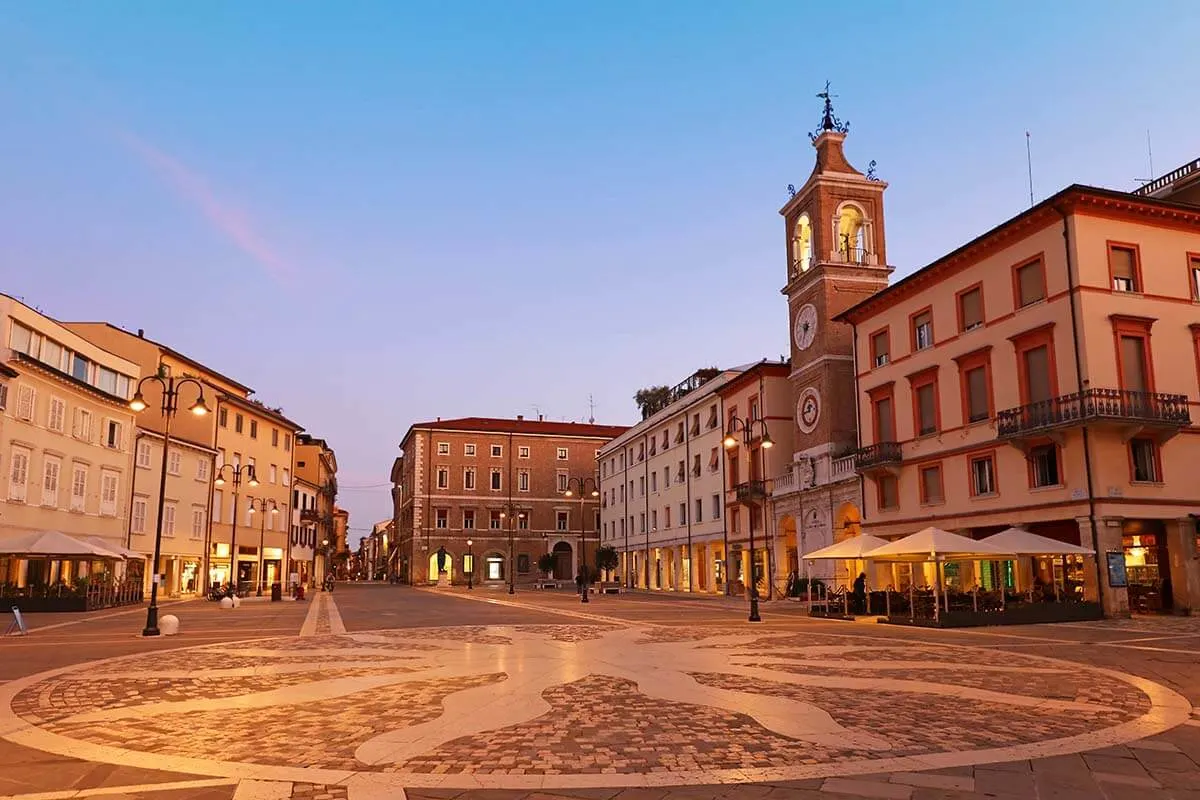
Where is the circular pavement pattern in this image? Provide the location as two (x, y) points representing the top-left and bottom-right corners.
(0, 623), (1191, 793)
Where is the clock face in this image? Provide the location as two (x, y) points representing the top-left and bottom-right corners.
(797, 387), (821, 434)
(793, 304), (819, 351)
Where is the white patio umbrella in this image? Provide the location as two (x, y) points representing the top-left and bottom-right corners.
(983, 528), (1093, 601)
(81, 537), (139, 560)
(0, 530), (118, 558)
(802, 534), (891, 615)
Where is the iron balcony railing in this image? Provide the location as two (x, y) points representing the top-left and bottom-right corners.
(853, 441), (902, 472)
(1133, 157), (1200, 196)
(997, 388), (1191, 438)
(733, 480), (768, 503)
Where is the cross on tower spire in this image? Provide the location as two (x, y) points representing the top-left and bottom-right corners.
(810, 81), (850, 143)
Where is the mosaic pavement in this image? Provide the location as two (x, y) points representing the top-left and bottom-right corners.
(0, 616), (1192, 798)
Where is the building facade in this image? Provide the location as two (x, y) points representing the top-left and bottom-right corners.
(839, 182), (1200, 617)
(766, 108), (893, 592)
(599, 369), (743, 594)
(1, 297), (139, 587)
(392, 416), (627, 587)
(294, 434), (338, 584)
(290, 476), (319, 588)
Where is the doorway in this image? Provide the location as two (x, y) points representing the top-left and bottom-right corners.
(552, 542), (573, 580)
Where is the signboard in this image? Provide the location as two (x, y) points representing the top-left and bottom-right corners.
(5, 606), (28, 636)
(1105, 551), (1128, 588)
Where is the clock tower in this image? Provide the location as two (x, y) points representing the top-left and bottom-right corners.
(782, 88), (891, 462)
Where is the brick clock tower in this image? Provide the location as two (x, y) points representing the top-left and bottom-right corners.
(782, 90), (891, 465)
(769, 89), (892, 583)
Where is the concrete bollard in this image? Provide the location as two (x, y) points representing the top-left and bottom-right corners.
(160, 615), (180, 635)
(219, 596), (234, 609)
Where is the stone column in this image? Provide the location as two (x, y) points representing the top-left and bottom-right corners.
(1079, 516), (1129, 618)
(1165, 517), (1199, 615)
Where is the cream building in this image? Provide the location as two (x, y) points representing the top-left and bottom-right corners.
(294, 435), (337, 586)
(290, 476), (319, 589)
(600, 368), (749, 594)
(1, 297), (138, 589)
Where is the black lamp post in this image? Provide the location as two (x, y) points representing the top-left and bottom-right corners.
(129, 374), (211, 637)
(321, 538), (330, 588)
(466, 538), (473, 590)
(723, 415), (774, 623)
(247, 497), (278, 596)
(564, 476), (600, 604)
(214, 463), (259, 597)
(499, 507), (525, 594)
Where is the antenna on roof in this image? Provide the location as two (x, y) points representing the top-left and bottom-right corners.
(1025, 131), (1035, 207)
(587, 394), (596, 425)
(1135, 130), (1155, 186)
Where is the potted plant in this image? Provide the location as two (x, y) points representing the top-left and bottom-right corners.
(537, 553), (556, 580)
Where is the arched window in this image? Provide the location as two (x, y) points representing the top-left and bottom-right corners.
(837, 204), (867, 263)
(792, 214), (813, 274)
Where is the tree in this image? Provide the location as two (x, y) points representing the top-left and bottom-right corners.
(537, 552), (557, 578)
(595, 545), (620, 581)
(634, 385), (672, 420)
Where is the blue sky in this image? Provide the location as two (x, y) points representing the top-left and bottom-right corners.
(2, 1), (1198, 541)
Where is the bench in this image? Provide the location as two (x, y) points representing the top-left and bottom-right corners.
(536, 581), (558, 590)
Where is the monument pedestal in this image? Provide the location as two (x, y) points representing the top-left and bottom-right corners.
(436, 571), (450, 588)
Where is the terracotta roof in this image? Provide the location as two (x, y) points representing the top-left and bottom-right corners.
(405, 417), (629, 440)
(220, 392), (304, 431)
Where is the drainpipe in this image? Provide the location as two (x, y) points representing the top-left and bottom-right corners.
(126, 431), (148, 550)
(643, 435), (650, 590)
(1056, 205), (1105, 610)
(850, 324), (865, 523)
(684, 408), (694, 594)
(720, 396), (729, 596)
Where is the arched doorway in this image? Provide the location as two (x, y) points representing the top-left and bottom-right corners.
(779, 515), (799, 586)
(551, 541), (573, 581)
(428, 552), (454, 584)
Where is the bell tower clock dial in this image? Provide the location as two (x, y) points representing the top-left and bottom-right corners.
(793, 304), (819, 351)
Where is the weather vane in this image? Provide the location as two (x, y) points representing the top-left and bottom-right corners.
(809, 80), (850, 142)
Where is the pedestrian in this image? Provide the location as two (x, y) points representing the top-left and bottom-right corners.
(576, 566), (586, 596)
(852, 572), (867, 614)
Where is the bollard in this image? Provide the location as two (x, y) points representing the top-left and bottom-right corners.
(160, 615), (180, 635)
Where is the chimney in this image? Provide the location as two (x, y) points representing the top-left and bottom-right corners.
(516, 414), (524, 421)
(137, 329), (144, 338)
(538, 414), (544, 422)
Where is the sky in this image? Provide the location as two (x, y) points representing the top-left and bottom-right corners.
(2, 1), (1198, 545)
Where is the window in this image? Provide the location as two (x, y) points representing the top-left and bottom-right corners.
(675, 422), (685, 443)
(100, 472), (118, 515)
(918, 464), (943, 504)
(137, 441), (153, 468)
(435, 509), (448, 529)
(663, 466), (671, 488)
(1130, 439), (1160, 483)
(197, 458), (209, 482)
(1119, 336), (1149, 392)
(132, 498), (148, 534)
(249, 420), (258, 439)
(707, 404), (718, 429)
(16, 385), (35, 421)
(911, 309), (933, 351)
(191, 508), (205, 539)
(695, 498), (703, 523)
(662, 429), (670, 450)
(556, 511), (569, 531)
(650, 472), (657, 492)
(557, 471), (568, 492)
(8, 448), (29, 502)
(213, 490), (223, 523)
(955, 348), (992, 424)
(638, 442), (645, 462)
(957, 286), (984, 332)
(518, 470), (530, 492)
(437, 442), (450, 456)
(70, 465), (86, 511)
(464, 468), (476, 490)
(437, 468), (449, 489)
(1014, 325), (1057, 405)
(690, 413), (700, 436)
(491, 444), (502, 458)
(870, 329), (890, 367)
(489, 511), (502, 529)
(269, 464), (277, 484)
(219, 407), (228, 428)
(664, 506), (672, 528)
(72, 353), (90, 383)
(105, 419), (122, 449)
(908, 368), (939, 436)
(557, 447), (568, 460)
(48, 397), (66, 432)
(708, 447), (719, 472)
(711, 494), (721, 519)
(1029, 444), (1060, 488)
(163, 503), (177, 537)
(969, 453), (997, 496)
(42, 457), (61, 507)
(679, 502), (687, 525)
(1190, 254), (1200, 301)
(869, 384), (896, 442)
(284, 434), (291, 451)
(282, 468), (290, 487)
(692, 454), (701, 477)
(1015, 258), (1046, 307)
(73, 408), (92, 441)
(490, 469), (502, 491)
(235, 413), (244, 433)
(271, 427), (279, 447)
(518, 514), (529, 530)
(463, 510), (475, 529)
(877, 475), (899, 510)
(465, 443), (476, 457)
(1108, 244), (1140, 293)
(0, 382), (7, 412)
(651, 509), (658, 529)
(519, 446), (530, 459)
(638, 475), (645, 496)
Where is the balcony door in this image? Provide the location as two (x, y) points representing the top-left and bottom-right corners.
(1023, 345), (1053, 404)
(1119, 335), (1149, 393)
(874, 395), (895, 442)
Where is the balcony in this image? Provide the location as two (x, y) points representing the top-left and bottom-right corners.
(997, 388), (1191, 445)
(853, 442), (902, 475)
(300, 509), (319, 523)
(732, 480), (768, 504)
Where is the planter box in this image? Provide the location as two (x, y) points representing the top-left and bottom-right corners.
(884, 602), (1104, 628)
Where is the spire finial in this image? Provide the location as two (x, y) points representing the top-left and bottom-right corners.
(809, 81), (850, 143)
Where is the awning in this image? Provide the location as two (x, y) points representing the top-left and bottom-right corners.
(82, 537), (143, 560)
(802, 534), (891, 560)
(982, 528), (1094, 556)
(0, 530), (126, 559)
(865, 526), (1015, 561)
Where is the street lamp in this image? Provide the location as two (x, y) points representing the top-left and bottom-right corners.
(214, 463), (259, 597)
(247, 497), (278, 596)
(498, 506), (525, 595)
(564, 476), (600, 605)
(724, 414), (773, 623)
(466, 538), (473, 590)
(321, 538), (331, 589)
(128, 373), (210, 637)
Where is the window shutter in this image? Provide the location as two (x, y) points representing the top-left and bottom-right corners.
(1023, 346), (1052, 403)
(1109, 247), (1135, 280)
(960, 289), (982, 329)
(967, 367), (989, 421)
(876, 397), (895, 441)
(1119, 336), (1148, 392)
(1018, 261), (1044, 305)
